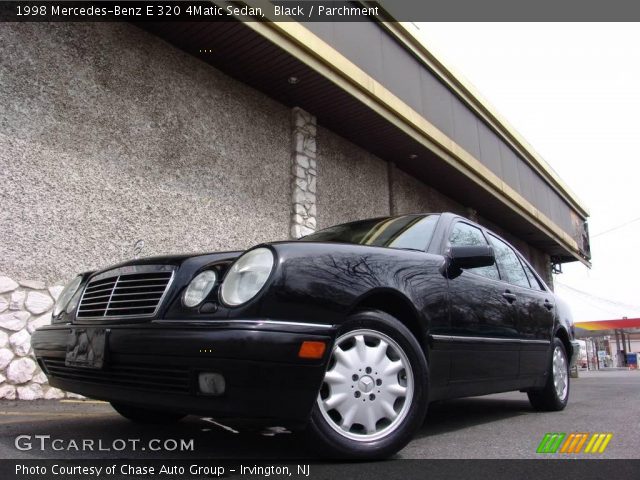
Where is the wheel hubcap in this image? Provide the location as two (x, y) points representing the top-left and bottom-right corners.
(317, 329), (414, 441)
(552, 346), (568, 401)
(358, 376), (374, 392)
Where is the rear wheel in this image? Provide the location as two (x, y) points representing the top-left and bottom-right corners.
(110, 402), (186, 424)
(307, 310), (428, 459)
(527, 338), (570, 411)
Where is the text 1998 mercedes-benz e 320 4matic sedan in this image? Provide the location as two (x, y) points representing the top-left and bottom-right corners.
(32, 213), (579, 459)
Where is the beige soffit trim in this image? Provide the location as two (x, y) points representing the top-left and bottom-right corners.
(214, 1), (587, 265)
(378, 20), (590, 219)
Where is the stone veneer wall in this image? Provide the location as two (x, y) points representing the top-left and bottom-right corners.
(0, 276), (77, 399)
(290, 108), (318, 238)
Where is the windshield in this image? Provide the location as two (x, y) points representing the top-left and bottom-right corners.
(300, 214), (439, 251)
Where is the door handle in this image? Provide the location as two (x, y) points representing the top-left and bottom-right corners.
(544, 299), (554, 310)
(502, 290), (517, 303)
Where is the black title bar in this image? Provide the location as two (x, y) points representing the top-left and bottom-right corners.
(2, 0), (640, 22)
(0, 1), (389, 22)
(2, 459), (640, 480)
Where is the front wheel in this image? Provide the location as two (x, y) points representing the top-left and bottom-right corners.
(527, 338), (570, 411)
(307, 310), (428, 459)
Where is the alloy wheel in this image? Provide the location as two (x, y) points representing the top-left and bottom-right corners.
(317, 329), (414, 441)
(552, 346), (568, 401)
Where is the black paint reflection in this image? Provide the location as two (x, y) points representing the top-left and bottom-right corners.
(260, 244), (449, 335)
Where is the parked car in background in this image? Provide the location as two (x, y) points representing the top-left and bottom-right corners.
(32, 212), (579, 459)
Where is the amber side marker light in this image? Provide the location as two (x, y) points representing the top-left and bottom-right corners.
(298, 341), (326, 359)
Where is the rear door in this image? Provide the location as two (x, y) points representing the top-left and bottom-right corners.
(486, 235), (554, 382)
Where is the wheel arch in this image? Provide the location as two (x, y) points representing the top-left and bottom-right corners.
(349, 288), (428, 358)
(554, 326), (573, 359)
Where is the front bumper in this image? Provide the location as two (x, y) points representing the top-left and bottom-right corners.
(32, 320), (336, 425)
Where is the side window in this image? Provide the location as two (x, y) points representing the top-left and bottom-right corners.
(487, 235), (531, 288)
(449, 223), (500, 280)
(523, 263), (545, 291)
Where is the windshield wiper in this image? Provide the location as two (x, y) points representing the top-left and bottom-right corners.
(394, 247), (426, 253)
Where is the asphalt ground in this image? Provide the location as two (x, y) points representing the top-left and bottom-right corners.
(0, 369), (637, 460)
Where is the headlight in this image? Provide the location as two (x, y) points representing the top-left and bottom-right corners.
(53, 276), (83, 317)
(65, 286), (83, 314)
(220, 247), (275, 306)
(183, 270), (217, 307)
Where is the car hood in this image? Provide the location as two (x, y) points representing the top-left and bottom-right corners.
(97, 250), (244, 270)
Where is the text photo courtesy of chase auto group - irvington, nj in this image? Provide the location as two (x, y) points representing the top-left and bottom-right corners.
(1, 1), (639, 479)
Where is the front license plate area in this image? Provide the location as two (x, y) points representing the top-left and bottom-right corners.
(65, 329), (108, 369)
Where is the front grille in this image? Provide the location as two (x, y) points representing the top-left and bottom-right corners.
(77, 266), (174, 319)
(42, 357), (190, 394)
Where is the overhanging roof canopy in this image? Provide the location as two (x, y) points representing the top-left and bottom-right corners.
(141, 1), (590, 264)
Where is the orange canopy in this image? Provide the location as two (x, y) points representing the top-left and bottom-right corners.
(575, 318), (640, 331)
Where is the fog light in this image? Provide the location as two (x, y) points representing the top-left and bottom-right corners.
(198, 372), (226, 396)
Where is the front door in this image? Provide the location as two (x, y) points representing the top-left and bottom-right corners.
(444, 221), (520, 385)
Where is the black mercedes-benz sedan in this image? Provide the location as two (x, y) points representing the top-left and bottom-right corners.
(32, 212), (579, 459)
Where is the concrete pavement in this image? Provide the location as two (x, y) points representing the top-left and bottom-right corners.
(0, 369), (637, 459)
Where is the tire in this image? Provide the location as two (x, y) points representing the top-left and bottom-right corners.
(307, 310), (429, 459)
(527, 338), (570, 411)
(110, 402), (186, 424)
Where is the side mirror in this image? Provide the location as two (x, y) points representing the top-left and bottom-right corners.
(448, 245), (495, 270)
